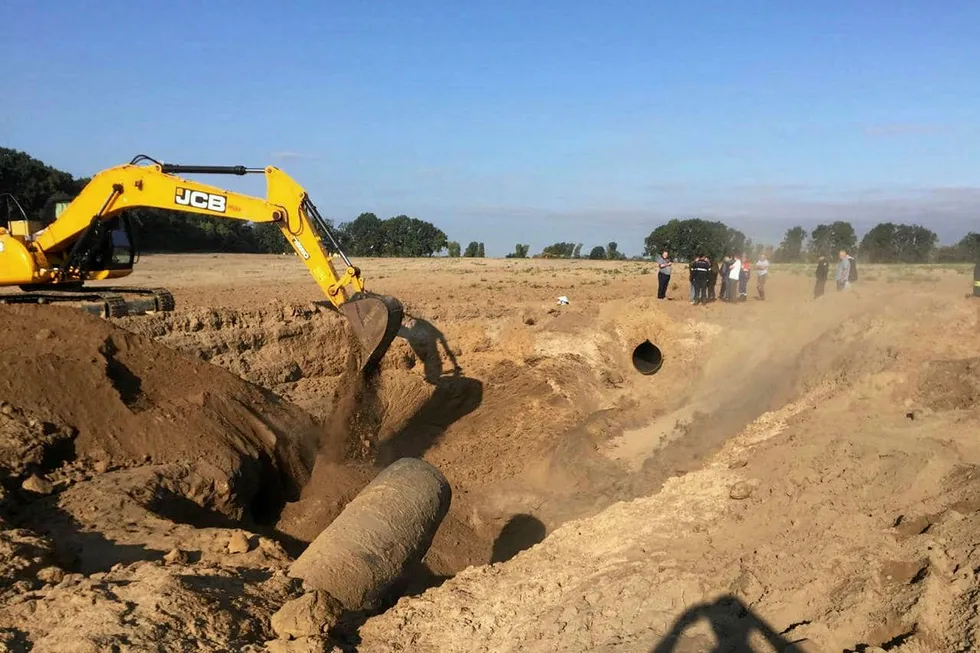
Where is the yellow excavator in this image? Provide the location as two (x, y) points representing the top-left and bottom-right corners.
(0, 155), (403, 372)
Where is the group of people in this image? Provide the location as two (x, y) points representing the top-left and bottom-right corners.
(813, 250), (858, 297)
(655, 250), (770, 305)
(653, 248), (858, 304)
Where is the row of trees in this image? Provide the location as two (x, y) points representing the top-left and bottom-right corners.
(639, 218), (979, 266)
(334, 212), (447, 257)
(0, 148), (90, 215)
(4, 148), (977, 263)
(443, 241), (487, 257)
(505, 244), (531, 258)
(589, 242), (627, 260)
(489, 224), (976, 263)
(642, 218), (752, 262)
(492, 241), (627, 260)
(773, 222), (979, 263)
(934, 233), (980, 263)
(0, 148), (452, 257)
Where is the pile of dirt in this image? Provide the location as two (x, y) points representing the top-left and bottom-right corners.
(916, 357), (980, 411)
(116, 303), (358, 422)
(0, 458), (314, 650)
(0, 300), (535, 650)
(0, 304), (371, 650)
(0, 304), (334, 522)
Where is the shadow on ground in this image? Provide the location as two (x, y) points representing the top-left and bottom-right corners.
(490, 513), (547, 563)
(376, 314), (483, 465)
(651, 595), (808, 653)
(2, 490), (160, 575)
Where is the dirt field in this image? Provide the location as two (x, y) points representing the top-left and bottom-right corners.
(1, 253), (978, 652)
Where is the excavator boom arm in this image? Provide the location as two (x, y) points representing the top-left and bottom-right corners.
(35, 163), (357, 302)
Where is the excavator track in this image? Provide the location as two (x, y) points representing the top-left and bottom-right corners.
(150, 288), (176, 312)
(102, 294), (130, 318)
(0, 286), (177, 319)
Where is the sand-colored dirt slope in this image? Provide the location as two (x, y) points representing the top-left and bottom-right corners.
(0, 254), (977, 652)
(352, 265), (980, 653)
(0, 304), (325, 520)
(0, 304), (338, 651)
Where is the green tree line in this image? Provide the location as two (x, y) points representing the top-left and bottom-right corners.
(334, 212), (447, 257)
(642, 218), (753, 262)
(7, 148), (976, 263)
(0, 148), (450, 257)
(770, 222), (978, 263)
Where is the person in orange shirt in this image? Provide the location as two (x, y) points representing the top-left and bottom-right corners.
(738, 255), (751, 301)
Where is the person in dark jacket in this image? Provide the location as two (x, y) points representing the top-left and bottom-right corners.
(814, 256), (829, 298)
(691, 255), (712, 305)
(707, 259), (719, 301)
(974, 259), (980, 297)
(719, 255), (732, 302)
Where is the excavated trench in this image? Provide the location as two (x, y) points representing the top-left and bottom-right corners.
(112, 295), (906, 586)
(5, 281), (973, 652)
(115, 304), (491, 571)
(3, 263), (978, 653)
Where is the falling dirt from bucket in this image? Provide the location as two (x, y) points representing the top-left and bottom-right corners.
(632, 340), (664, 375)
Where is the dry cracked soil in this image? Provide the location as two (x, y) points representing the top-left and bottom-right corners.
(1, 254), (978, 652)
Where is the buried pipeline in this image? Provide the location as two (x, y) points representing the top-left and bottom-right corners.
(632, 340), (664, 376)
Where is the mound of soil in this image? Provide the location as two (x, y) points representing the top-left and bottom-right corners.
(0, 304), (369, 651)
(115, 304), (357, 415)
(0, 304), (327, 522)
(917, 357), (980, 411)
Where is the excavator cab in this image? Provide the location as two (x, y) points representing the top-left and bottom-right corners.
(39, 193), (138, 273)
(42, 194), (74, 225)
(1, 193), (39, 241)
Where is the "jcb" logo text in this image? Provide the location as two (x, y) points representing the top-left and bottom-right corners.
(174, 188), (227, 213)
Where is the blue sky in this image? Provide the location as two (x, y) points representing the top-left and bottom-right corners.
(2, 0), (978, 256)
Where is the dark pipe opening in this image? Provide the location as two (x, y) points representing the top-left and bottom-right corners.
(632, 340), (664, 375)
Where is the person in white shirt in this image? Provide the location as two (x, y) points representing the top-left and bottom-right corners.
(755, 253), (770, 300)
(727, 253), (741, 302)
(835, 250), (851, 291)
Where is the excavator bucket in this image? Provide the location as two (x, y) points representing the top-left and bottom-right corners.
(340, 291), (405, 375)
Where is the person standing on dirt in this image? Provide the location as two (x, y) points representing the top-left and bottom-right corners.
(755, 252), (770, 300)
(718, 255), (731, 302)
(835, 250), (851, 291)
(847, 253), (858, 287)
(656, 249), (672, 299)
(691, 255), (711, 305)
(814, 256), (829, 298)
(688, 258), (696, 303)
(727, 253), (742, 302)
(738, 255), (751, 301)
(974, 258), (980, 297)
(707, 258), (719, 302)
